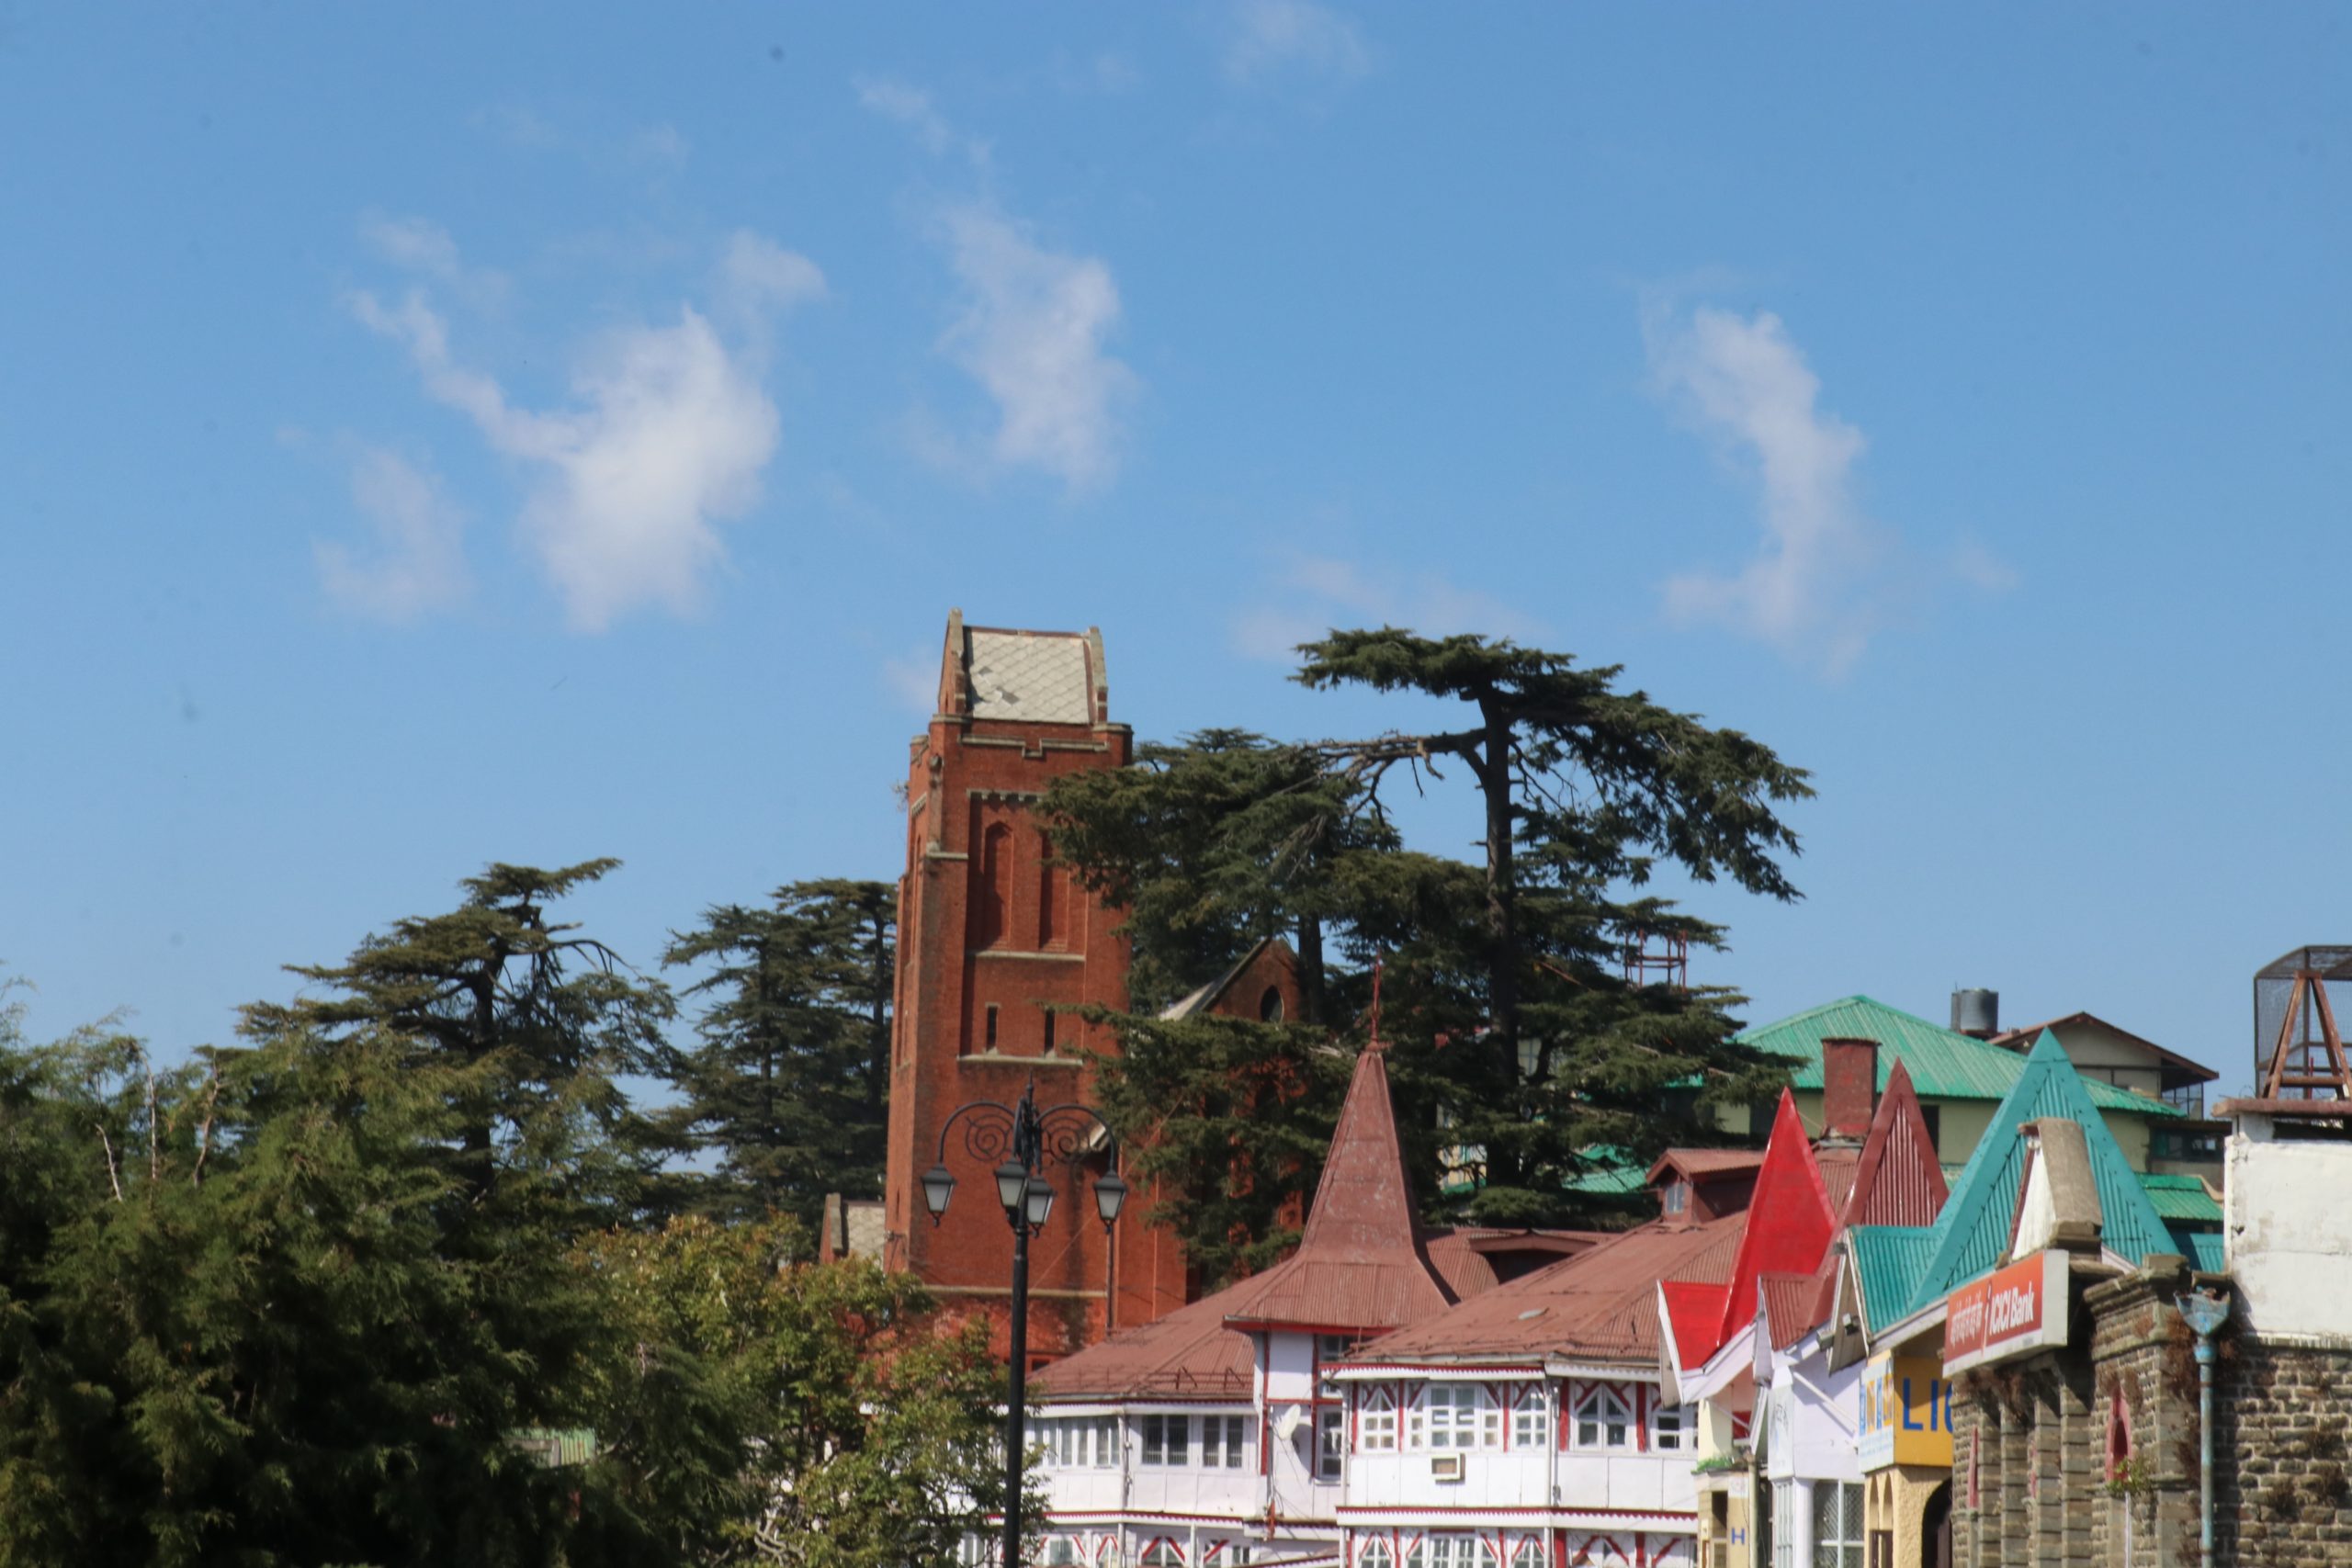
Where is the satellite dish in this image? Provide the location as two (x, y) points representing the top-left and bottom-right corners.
(1272, 1405), (1304, 1442)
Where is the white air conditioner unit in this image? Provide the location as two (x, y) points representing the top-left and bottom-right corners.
(1430, 1453), (1464, 1483)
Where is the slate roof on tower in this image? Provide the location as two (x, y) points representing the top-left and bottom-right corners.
(938, 611), (1109, 726)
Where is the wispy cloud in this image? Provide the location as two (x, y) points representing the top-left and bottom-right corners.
(1224, 0), (1371, 85)
(1645, 303), (1897, 675)
(854, 78), (1136, 492)
(360, 212), (508, 308)
(346, 227), (823, 630)
(314, 446), (471, 623)
(933, 204), (1136, 492)
(855, 75), (951, 152)
(1231, 552), (1541, 661)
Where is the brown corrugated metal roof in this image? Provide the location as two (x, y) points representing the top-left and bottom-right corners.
(1645, 1147), (1768, 1183)
(1758, 1272), (1816, 1348)
(1035, 1040), (1462, 1403)
(1357, 1213), (1746, 1364)
(1030, 1290), (1256, 1401)
(1423, 1230), (1502, 1300)
(1219, 1043), (1455, 1333)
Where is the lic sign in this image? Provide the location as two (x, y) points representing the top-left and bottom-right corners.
(1859, 1353), (1953, 1471)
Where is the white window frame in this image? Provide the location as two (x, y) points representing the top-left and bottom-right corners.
(1574, 1383), (1635, 1450)
(1510, 1383), (1547, 1451)
(1360, 1387), (1398, 1452)
(1141, 1540), (1184, 1568)
(1141, 1415), (1191, 1467)
(1417, 1383), (1500, 1451)
(1359, 1540), (1394, 1568)
(1316, 1404), (1345, 1480)
(1203, 1414), (1246, 1469)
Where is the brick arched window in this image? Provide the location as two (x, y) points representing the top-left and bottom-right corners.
(975, 822), (1012, 947)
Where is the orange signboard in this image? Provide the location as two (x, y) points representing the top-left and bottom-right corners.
(1944, 1249), (2068, 1374)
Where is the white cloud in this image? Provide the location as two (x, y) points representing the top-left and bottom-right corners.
(1231, 552), (1541, 661)
(360, 213), (507, 307)
(314, 446), (470, 622)
(347, 227), (821, 630)
(719, 230), (828, 321)
(933, 204), (1136, 493)
(1647, 304), (1894, 675)
(1224, 0), (1371, 85)
(855, 74), (957, 155)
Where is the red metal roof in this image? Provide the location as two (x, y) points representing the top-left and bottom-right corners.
(1423, 1230), (1502, 1300)
(1359, 1213), (1747, 1365)
(1838, 1060), (1950, 1231)
(1758, 1272), (1817, 1349)
(1702, 1093), (1838, 1352)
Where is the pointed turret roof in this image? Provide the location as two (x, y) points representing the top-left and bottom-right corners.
(1707, 1091), (1838, 1349)
(1035, 1038), (1468, 1402)
(1217, 1041), (1455, 1331)
(1892, 1030), (2173, 1320)
(1809, 1060), (1950, 1327)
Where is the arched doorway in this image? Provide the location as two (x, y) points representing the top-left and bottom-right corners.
(1922, 1481), (1952, 1568)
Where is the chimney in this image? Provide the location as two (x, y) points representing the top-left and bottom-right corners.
(1821, 1037), (1880, 1144)
(1951, 987), (1999, 1039)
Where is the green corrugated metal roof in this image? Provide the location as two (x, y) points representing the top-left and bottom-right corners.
(1847, 1224), (1936, 1336)
(1740, 996), (2181, 1119)
(2138, 1172), (2223, 1224)
(1894, 1032), (2177, 1319)
(1560, 1145), (1651, 1195)
(2178, 1229), (2227, 1274)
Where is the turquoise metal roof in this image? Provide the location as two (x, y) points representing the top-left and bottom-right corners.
(1560, 1145), (1651, 1195)
(1847, 1225), (1936, 1336)
(1740, 996), (2182, 1119)
(1894, 1031), (2177, 1319)
(2177, 1229), (2227, 1274)
(2138, 1172), (2223, 1225)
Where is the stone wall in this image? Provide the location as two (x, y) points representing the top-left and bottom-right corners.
(1949, 1256), (2352, 1568)
(2212, 1337), (2352, 1568)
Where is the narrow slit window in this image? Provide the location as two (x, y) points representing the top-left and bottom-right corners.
(1043, 1010), (1057, 1055)
(985, 1005), (999, 1052)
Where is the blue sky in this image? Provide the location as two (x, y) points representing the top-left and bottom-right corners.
(3, 5), (2345, 1092)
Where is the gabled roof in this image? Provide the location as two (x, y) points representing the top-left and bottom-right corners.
(1646, 1147), (1769, 1184)
(1986, 1011), (2219, 1085)
(1158, 936), (1294, 1021)
(1705, 1093), (1838, 1350)
(1838, 1060), (1951, 1232)
(1740, 996), (2183, 1118)
(1892, 1030), (2177, 1319)
(1758, 1272), (1819, 1349)
(2137, 1172), (2222, 1225)
(1217, 1042), (1455, 1333)
(1361, 1213), (1746, 1365)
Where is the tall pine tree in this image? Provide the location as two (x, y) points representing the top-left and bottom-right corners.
(661, 879), (895, 1225)
(1043, 629), (1812, 1263)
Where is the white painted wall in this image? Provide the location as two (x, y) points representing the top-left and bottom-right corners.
(2225, 1112), (2352, 1341)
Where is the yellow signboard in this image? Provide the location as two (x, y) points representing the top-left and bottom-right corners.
(1858, 1353), (1953, 1471)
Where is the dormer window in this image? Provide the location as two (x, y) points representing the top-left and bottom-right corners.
(1664, 1179), (1690, 1215)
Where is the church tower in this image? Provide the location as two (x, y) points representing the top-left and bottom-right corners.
(882, 611), (1190, 1360)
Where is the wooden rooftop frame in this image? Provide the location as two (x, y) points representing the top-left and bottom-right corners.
(2258, 966), (2352, 1100)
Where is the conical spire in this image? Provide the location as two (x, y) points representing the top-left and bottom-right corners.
(1217, 1041), (1453, 1332)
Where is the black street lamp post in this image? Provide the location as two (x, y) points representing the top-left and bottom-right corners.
(922, 1080), (1127, 1568)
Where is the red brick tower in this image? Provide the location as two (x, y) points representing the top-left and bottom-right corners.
(882, 612), (1190, 1360)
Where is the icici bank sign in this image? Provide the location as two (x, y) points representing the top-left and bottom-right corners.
(1944, 1249), (2070, 1375)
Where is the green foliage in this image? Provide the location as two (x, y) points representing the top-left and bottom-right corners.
(0, 864), (983, 1567)
(1045, 629), (1812, 1258)
(661, 881), (895, 1226)
(571, 1214), (1013, 1566)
